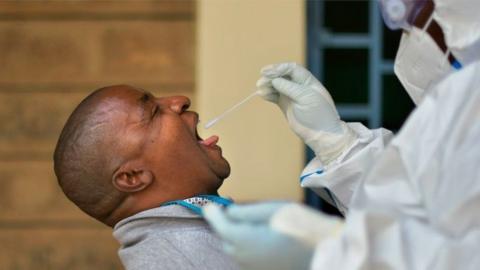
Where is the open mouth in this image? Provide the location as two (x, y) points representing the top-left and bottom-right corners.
(194, 118), (219, 147)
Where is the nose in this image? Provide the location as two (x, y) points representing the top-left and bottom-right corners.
(165, 95), (191, 113)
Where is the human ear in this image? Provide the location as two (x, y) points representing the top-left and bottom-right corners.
(112, 168), (154, 193)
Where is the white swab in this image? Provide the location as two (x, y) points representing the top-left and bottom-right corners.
(204, 90), (260, 129)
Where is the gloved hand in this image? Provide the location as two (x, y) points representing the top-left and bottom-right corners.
(203, 202), (344, 270)
(257, 62), (357, 164)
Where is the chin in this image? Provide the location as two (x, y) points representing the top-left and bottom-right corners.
(217, 158), (231, 180)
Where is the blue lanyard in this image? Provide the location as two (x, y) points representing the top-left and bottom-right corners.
(300, 169), (323, 183)
(162, 195), (233, 216)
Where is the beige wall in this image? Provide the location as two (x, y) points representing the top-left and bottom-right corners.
(0, 1), (194, 269)
(196, 0), (306, 202)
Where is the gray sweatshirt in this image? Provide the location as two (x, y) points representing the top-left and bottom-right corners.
(113, 205), (240, 270)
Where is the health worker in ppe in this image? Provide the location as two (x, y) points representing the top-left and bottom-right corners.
(204, 0), (480, 269)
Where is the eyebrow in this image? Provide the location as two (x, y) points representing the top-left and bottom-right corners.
(138, 92), (151, 105)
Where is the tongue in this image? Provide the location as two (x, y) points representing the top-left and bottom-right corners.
(200, 135), (219, 147)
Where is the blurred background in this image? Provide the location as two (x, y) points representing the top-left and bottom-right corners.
(0, 0), (413, 269)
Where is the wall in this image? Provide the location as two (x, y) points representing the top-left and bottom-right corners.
(196, 0), (306, 201)
(0, 1), (194, 269)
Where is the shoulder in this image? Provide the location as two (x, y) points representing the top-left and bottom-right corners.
(118, 223), (239, 270)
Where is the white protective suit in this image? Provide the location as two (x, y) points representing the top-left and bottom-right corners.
(308, 57), (480, 270)
(300, 122), (392, 214)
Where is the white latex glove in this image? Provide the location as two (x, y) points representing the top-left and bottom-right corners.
(257, 62), (357, 164)
(203, 202), (343, 270)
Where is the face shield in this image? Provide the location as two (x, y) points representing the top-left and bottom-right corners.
(379, 0), (428, 31)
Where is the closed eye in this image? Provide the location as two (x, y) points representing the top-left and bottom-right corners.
(151, 105), (159, 119)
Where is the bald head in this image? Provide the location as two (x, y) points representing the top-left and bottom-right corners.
(54, 85), (137, 224)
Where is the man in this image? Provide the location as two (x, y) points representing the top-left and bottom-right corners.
(53, 85), (239, 270)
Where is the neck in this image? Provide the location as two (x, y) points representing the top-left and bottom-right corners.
(104, 189), (220, 227)
(103, 196), (137, 227)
